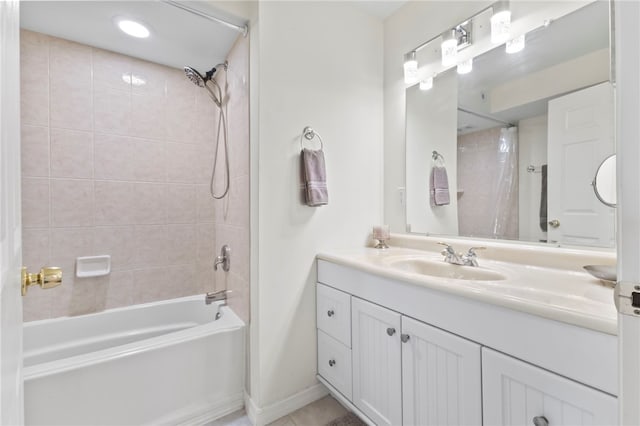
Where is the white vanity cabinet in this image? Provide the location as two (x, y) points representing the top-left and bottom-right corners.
(316, 259), (619, 426)
(482, 348), (617, 426)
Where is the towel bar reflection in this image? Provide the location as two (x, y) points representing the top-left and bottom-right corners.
(300, 126), (324, 150)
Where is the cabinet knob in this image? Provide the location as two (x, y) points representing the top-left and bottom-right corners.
(327, 310), (335, 317)
(328, 359), (336, 367)
(387, 327), (396, 336)
(533, 416), (549, 426)
(401, 334), (410, 343)
(548, 219), (560, 228)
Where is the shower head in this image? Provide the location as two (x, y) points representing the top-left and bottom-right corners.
(184, 64), (227, 88)
(184, 66), (207, 87)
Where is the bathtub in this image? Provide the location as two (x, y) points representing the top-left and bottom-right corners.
(23, 295), (245, 426)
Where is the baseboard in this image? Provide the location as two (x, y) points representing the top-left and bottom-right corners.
(245, 383), (329, 426)
(316, 375), (375, 426)
(149, 392), (244, 426)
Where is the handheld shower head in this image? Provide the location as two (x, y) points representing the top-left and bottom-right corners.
(184, 66), (207, 87)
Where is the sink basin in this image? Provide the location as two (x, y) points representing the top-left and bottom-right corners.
(385, 257), (507, 281)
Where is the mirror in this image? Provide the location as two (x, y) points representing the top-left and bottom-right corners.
(405, 0), (615, 248)
(593, 154), (617, 207)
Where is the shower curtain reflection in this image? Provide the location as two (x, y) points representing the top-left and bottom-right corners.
(457, 126), (519, 239)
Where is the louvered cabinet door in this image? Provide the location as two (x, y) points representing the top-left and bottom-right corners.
(352, 297), (402, 426)
(401, 316), (482, 426)
(482, 348), (617, 426)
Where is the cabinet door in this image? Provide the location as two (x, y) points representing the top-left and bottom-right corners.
(352, 297), (402, 426)
(483, 348), (617, 426)
(401, 317), (482, 426)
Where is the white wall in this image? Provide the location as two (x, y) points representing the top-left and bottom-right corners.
(254, 0), (383, 409)
(405, 71), (459, 235)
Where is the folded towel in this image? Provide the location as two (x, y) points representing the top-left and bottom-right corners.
(301, 148), (328, 206)
(430, 166), (450, 207)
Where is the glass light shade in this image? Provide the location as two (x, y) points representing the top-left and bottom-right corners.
(491, 10), (511, 44)
(117, 20), (150, 38)
(441, 38), (458, 67)
(419, 78), (433, 91)
(404, 51), (418, 85)
(457, 58), (473, 75)
(506, 34), (525, 54)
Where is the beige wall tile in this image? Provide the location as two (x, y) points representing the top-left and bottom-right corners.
(197, 223), (216, 262)
(20, 31), (50, 127)
(49, 39), (92, 131)
(22, 229), (50, 271)
(167, 184), (197, 224)
(21, 125), (49, 178)
(166, 142), (200, 183)
(94, 133), (136, 181)
(133, 267), (169, 304)
(93, 49), (132, 92)
(50, 227), (94, 266)
(93, 226), (135, 271)
(133, 139), (166, 182)
(133, 183), (167, 224)
(50, 128), (93, 179)
(167, 224), (197, 265)
(94, 86), (132, 135)
(215, 175), (249, 228)
(133, 225), (168, 268)
(94, 181), (135, 226)
(101, 271), (135, 310)
(131, 59), (167, 97)
(131, 93), (165, 140)
(164, 264), (198, 298)
(22, 177), (50, 228)
(196, 184), (216, 223)
(23, 287), (52, 322)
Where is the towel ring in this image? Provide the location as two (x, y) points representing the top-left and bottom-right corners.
(432, 150), (444, 161)
(300, 126), (324, 150)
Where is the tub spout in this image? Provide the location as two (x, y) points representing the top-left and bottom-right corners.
(205, 289), (230, 305)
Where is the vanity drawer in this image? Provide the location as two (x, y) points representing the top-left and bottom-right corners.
(318, 330), (352, 400)
(317, 283), (351, 346)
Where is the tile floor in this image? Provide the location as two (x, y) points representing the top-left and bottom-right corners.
(210, 395), (349, 426)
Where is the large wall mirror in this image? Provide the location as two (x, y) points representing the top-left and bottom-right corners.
(405, 0), (614, 248)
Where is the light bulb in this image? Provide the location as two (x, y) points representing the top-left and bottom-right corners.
(441, 30), (458, 67)
(403, 51), (418, 85)
(491, 9), (511, 44)
(419, 78), (433, 91)
(457, 58), (473, 75)
(117, 19), (150, 38)
(506, 34), (525, 54)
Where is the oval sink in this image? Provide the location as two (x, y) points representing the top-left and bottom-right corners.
(385, 258), (506, 281)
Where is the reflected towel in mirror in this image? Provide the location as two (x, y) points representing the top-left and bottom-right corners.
(430, 166), (450, 206)
(301, 148), (328, 206)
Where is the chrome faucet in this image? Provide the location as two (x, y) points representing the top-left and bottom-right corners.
(438, 243), (485, 267)
(214, 245), (231, 272)
(205, 289), (230, 305)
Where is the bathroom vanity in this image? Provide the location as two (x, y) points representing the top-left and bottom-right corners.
(315, 236), (618, 426)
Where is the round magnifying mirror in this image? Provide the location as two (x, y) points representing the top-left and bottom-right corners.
(593, 154), (616, 207)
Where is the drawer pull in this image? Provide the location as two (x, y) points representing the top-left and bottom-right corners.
(328, 359), (336, 367)
(387, 327), (396, 336)
(401, 334), (410, 343)
(327, 309), (335, 317)
(533, 416), (549, 426)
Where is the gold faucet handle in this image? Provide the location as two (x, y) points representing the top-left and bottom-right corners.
(21, 266), (63, 296)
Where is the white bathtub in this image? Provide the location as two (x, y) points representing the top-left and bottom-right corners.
(23, 295), (245, 426)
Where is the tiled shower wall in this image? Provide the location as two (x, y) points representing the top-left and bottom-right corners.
(21, 30), (249, 322)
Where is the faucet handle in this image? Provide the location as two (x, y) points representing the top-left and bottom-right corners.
(467, 247), (486, 256)
(437, 242), (455, 253)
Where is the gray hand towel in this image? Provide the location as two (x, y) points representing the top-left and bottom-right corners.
(430, 166), (450, 207)
(539, 164), (548, 232)
(301, 148), (328, 206)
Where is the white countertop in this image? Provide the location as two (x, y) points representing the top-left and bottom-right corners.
(317, 242), (618, 335)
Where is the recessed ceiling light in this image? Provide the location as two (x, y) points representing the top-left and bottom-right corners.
(117, 19), (150, 38)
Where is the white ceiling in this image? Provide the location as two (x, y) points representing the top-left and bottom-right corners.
(20, 1), (247, 73)
(352, 0), (408, 19)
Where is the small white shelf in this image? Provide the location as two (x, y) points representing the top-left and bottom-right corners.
(76, 255), (111, 278)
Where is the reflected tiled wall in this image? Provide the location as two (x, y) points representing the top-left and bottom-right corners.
(20, 30), (248, 321)
(457, 126), (519, 240)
